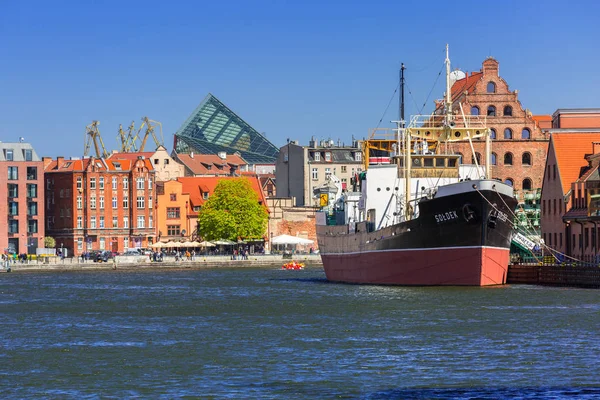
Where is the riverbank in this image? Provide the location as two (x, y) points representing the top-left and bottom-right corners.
(1, 254), (323, 273)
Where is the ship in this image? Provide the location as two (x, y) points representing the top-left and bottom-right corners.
(314, 46), (518, 286)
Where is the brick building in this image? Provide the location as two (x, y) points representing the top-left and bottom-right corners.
(443, 57), (550, 193)
(0, 142), (45, 255)
(43, 156), (157, 255)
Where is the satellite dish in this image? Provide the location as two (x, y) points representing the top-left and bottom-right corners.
(449, 70), (466, 87)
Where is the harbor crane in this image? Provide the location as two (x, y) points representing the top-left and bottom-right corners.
(117, 121), (137, 152)
(84, 120), (110, 158)
(131, 116), (164, 152)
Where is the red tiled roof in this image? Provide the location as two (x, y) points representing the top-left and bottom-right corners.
(108, 152), (154, 161)
(177, 175), (267, 208)
(532, 115), (552, 122)
(44, 157), (154, 172)
(177, 153), (247, 175)
(451, 72), (483, 102)
(552, 133), (600, 194)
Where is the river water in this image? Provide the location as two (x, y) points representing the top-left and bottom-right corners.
(1, 266), (599, 399)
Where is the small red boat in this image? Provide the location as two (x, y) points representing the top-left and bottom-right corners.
(282, 261), (304, 270)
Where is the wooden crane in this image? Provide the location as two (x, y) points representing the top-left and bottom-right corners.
(84, 121), (109, 158)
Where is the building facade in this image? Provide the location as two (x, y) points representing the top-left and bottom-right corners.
(109, 145), (184, 182)
(156, 180), (192, 242)
(275, 139), (363, 207)
(44, 156), (157, 255)
(444, 57), (550, 194)
(0, 142), (45, 255)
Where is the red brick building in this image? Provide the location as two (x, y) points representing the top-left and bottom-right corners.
(444, 57), (550, 193)
(43, 156), (157, 255)
(0, 142), (45, 255)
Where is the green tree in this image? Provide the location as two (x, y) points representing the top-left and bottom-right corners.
(197, 178), (268, 241)
(44, 236), (56, 248)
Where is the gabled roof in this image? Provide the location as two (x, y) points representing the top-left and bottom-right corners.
(552, 133), (600, 194)
(44, 157), (154, 172)
(450, 72), (483, 101)
(177, 175), (267, 208)
(177, 153), (246, 175)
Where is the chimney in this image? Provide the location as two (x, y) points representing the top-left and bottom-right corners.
(218, 151), (226, 160)
(593, 142), (600, 155)
(57, 156), (65, 168)
(190, 152), (194, 158)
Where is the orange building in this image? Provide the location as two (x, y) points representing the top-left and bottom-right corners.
(44, 156), (157, 255)
(155, 180), (191, 242)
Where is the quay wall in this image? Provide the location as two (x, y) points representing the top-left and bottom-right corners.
(1, 254), (323, 273)
(507, 264), (600, 288)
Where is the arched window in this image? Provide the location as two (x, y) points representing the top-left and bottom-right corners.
(504, 128), (513, 139)
(471, 106), (480, 116)
(504, 152), (513, 165)
(471, 152), (482, 165)
(505, 178), (514, 187)
(487, 105), (496, 116)
(522, 178), (532, 190)
(456, 152), (463, 163)
(490, 128), (497, 139)
(491, 152), (497, 165)
(522, 128), (531, 139)
(503, 106), (513, 116)
(522, 152), (532, 165)
(487, 82), (496, 93)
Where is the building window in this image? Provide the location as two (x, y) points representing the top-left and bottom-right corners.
(78, 238), (83, 251)
(77, 177), (82, 189)
(113, 216), (118, 228)
(504, 178), (514, 187)
(137, 216), (145, 228)
(170, 193), (177, 201)
(136, 178), (145, 190)
(203, 192), (209, 200)
(149, 196), (153, 209)
(148, 178), (153, 190)
(312, 168), (318, 180)
(325, 152), (331, 162)
(504, 153), (513, 165)
(123, 216), (129, 228)
(487, 106), (496, 117)
(8, 166), (18, 180)
(27, 167), (37, 180)
(522, 128), (531, 140)
(77, 216), (83, 228)
(27, 202), (37, 216)
(24, 149), (32, 161)
(90, 196), (96, 209)
(491, 153), (497, 165)
(314, 152), (321, 162)
(490, 129), (496, 139)
(503, 106), (513, 116)
(99, 177), (104, 189)
(112, 196), (117, 209)
(5, 149), (13, 161)
(99, 196), (105, 209)
(137, 196), (145, 209)
(167, 225), (181, 236)
(487, 81), (496, 93)
(325, 168), (331, 178)
(99, 216), (105, 228)
(123, 178), (129, 189)
(123, 237), (129, 249)
(149, 216), (153, 228)
(90, 178), (96, 189)
(123, 196), (129, 209)
(522, 152), (532, 165)
(504, 128), (513, 139)
(77, 196), (82, 209)
(112, 177), (117, 189)
(472, 152), (482, 165)
(8, 184), (18, 198)
(8, 201), (18, 216)
(28, 219), (38, 234)
(100, 237), (105, 250)
(91, 216), (96, 229)
(167, 207), (181, 219)
(522, 178), (532, 190)
(355, 152), (362, 162)
(8, 220), (18, 234)
(471, 106), (480, 116)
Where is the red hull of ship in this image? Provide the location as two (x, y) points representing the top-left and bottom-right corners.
(321, 246), (509, 286)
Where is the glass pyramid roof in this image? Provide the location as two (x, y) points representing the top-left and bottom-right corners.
(174, 94), (279, 164)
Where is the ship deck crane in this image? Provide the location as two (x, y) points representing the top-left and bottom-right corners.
(84, 121), (109, 158)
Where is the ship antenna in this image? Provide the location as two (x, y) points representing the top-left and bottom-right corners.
(400, 63), (406, 127)
(445, 44), (452, 126)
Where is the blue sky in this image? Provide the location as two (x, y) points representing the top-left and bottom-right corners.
(1, 0), (600, 159)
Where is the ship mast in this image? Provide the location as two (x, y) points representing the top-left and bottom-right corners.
(444, 44), (453, 127)
(399, 63), (412, 221)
